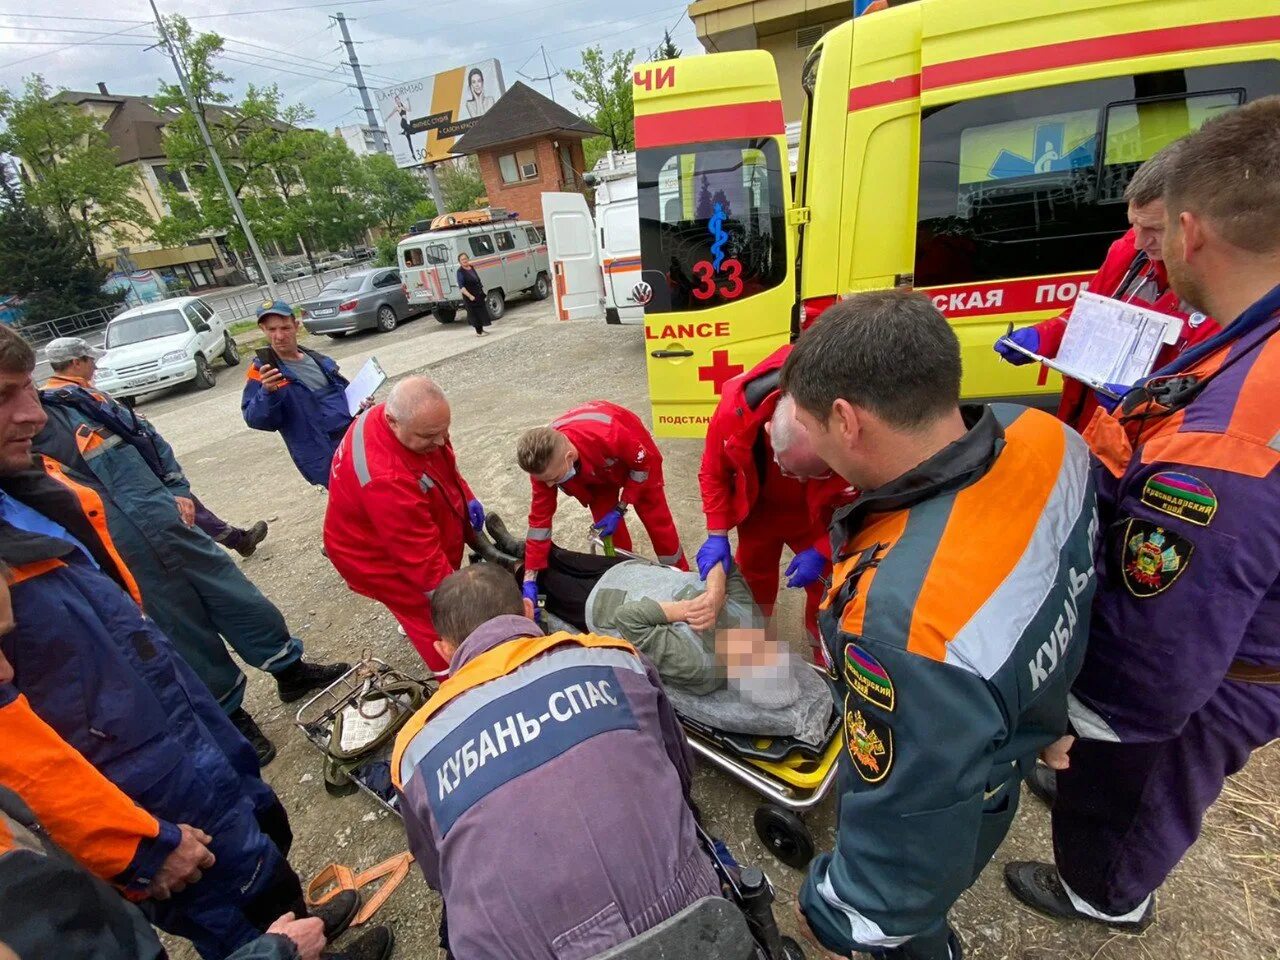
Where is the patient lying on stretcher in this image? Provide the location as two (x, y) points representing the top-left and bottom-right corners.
(479, 529), (832, 741)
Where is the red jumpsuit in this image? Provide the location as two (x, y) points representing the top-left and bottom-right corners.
(524, 400), (687, 572)
(1030, 228), (1220, 432)
(324, 403), (474, 676)
(699, 345), (856, 645)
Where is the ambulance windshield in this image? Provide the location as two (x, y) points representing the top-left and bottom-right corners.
(637, 137), (787, 314)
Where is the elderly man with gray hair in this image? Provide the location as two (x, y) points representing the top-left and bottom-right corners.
(324, 376), (485, 678)
(695, 344), (855, 663)
(994, 140), (1221, 430)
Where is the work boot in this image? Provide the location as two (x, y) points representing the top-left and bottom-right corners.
(228, 707), (277, 766)
(1025, 764), (1058, 806)
(1003, 862), (1154, 931)
(311, 889), (359, 941)
(468, 532), (522, 573)
(327, 925), (395, 960)
(235, 520), (270, 558)
(275, 659), (351, 704)
(485, 513), (525, 558)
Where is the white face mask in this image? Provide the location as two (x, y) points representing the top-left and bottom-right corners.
(555, 465), (577, 486)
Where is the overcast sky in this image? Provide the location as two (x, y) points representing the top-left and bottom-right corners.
(0, 0), (699, 132)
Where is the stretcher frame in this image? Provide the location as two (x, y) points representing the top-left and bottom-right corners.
(294, 657), (433, 817)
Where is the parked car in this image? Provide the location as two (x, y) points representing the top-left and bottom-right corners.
(349, 245), (376, 261)
(313, 255), (346, 273)
(95, 296), (240, 402)
(398, 211), (550, 324)
(299, 267), (413, 337)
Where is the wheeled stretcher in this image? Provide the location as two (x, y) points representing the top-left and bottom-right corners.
(587, 534), (841, 871)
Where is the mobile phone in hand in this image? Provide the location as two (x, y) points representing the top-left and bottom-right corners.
(255, 347), (275, 367)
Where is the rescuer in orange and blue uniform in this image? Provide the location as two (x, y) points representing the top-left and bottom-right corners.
(1005, 94), (1280, 934)
(784, 290), (1096, 960)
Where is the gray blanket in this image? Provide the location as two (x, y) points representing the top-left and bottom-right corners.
(547, 610), (834, 745)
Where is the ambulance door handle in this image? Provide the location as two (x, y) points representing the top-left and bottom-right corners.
(651, 348), (694, 358)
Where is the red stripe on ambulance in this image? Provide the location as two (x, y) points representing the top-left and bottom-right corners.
(635, 100), (784, 149)
(922, 273), (1094, 319)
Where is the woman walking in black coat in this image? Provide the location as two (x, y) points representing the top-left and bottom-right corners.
(457, 254), (492, 336)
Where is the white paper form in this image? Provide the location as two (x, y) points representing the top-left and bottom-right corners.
(1054, 292), (1183, 386)
(343, 357), (387, 416)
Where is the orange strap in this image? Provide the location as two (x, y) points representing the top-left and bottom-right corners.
(306, 852), (415, 927)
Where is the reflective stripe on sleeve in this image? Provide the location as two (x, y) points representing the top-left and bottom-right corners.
(553, 412), (612, 428)
(658, 549), (685, 566)
(628, 470), (649, 484)
(527, 527), (552, 541)
(352, 412), (373, 487)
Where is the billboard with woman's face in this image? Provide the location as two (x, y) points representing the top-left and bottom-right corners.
(376, 59), (506, 168)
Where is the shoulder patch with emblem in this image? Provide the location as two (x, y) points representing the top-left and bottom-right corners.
(843, 642), (895, 712)
(844, 696), (893, 784)
(1121, 518), (1193, 598)
(1140, 472), (1217, 526)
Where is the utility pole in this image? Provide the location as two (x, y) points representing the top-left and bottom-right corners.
(150, 0), (277, 299)
(332, 12), (391, 154)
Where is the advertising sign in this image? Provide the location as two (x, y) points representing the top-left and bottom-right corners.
(376, 60), (506, 167)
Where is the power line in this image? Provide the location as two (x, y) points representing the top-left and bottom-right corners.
(0, 40), (152, 46)
(0, 13), (148, 23)
(0, 21), (156, 69)
(185, 0), (397, 21)
(220, 53), (354, 87)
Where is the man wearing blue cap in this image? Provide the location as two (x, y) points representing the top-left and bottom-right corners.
(242, 301), (358, 487)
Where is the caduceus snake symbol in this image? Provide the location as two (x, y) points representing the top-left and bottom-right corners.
(708, 201), (728, 272)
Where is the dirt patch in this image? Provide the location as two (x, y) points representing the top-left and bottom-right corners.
(162, 317), (1280, 960)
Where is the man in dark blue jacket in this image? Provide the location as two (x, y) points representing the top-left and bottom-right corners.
(242, 302), (355, 487)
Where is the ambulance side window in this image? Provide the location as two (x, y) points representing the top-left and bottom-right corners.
(914, 61), (1280, 287)
(403, 248), (424, 268)
(636, 137), (787, 313)
(469, 235), (495, 257)
(425, 244), (449, 265)
(525, 226), (543, 245)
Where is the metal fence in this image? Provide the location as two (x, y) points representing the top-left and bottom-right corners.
(19, 306), (127, 350)
(16, 262), (370, 350)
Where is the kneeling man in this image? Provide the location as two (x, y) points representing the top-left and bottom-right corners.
(392, 563), (719, 960)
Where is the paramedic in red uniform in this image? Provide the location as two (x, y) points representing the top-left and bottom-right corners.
(324, 376), (485, 678)
(696, 345), (854, 658)
(516, 401), (687, 596)
(995, 142), (1220, 431)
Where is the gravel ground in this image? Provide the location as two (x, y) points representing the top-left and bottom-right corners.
(142, 301), (1280, 960)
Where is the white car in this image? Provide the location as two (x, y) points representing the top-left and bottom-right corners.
(95, 297), (241, 402)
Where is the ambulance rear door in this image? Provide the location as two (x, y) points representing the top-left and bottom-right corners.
(542, 192), (605, 321)
(633, 51), (797, 438)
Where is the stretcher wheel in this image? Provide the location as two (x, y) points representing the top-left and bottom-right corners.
(753, 804), (814, 871)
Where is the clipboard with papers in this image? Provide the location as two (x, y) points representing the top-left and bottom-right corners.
(998, 291), (1183, 400)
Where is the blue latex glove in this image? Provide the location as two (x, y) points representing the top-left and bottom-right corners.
(696, 534), (732, 580)
(467, 498), (485, 533)
(522, 580), (540, 622)
(1095, 383), (1132, 413)
(785, 547), (826, 589)
(591, 505), (626, 537)
(994, 326), (1040, 366)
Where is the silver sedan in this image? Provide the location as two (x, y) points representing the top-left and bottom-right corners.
(299, 268), (415, 337)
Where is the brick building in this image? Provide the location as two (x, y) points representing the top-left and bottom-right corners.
(453, 82), (600, 222)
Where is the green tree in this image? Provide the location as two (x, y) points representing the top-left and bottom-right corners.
(0, 75), (153, 266)
(438, 157), (485, 212)
(565, 46), (636, 152)
(0, 177), (123, 325)
(362, 153), (430, 233)
(152, 16), (316, 259)
(582, 135), (611, 173)
(289, 131), (375, 253)
(656, 30), (682, 61)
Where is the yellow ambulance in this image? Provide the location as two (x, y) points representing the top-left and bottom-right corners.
(632, 0), (1280, 436)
